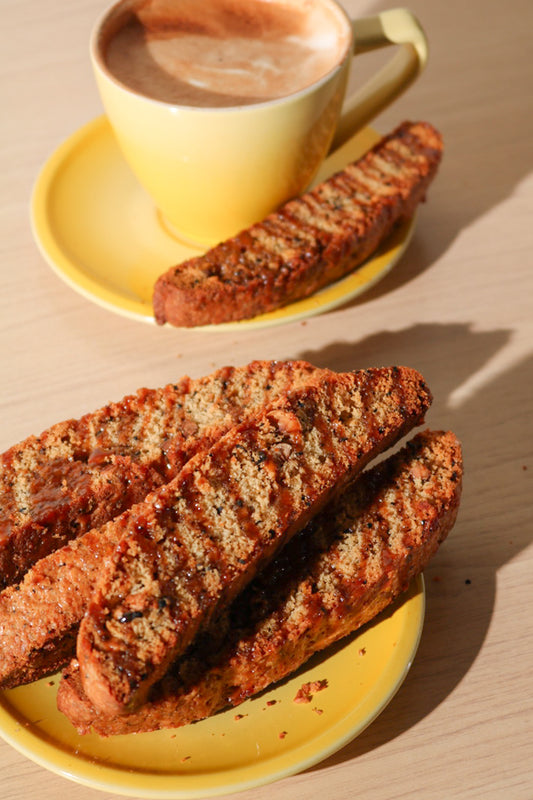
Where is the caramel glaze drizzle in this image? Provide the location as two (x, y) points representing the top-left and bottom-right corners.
(85, 369), (427, 709)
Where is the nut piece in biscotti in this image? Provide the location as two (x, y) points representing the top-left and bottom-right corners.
(0, 360), (331, 689)
(58, 430), (462, 736)
(0, 359), (324, 591)
(152, 120), (443, 327)
(76, 366), (432, 716)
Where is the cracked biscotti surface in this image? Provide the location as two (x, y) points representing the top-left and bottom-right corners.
(75, 366), (432, 716)
(0, 360), (329, 688)
(0, 360), (326, 589)
(153, 121), (443, 327)
(58, 429), (462, 736)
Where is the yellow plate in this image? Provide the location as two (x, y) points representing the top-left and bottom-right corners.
(0, 576), (424, 798)
(31, 116), (415, 328)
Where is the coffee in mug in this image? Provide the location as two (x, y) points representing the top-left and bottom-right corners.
(91, 0), (428, 245)
(103, 0), (350, 107)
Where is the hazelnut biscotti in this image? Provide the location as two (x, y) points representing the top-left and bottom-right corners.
(153, 121), (443, 327)
(75, 366), (432, 716)
(0, 360), (331, 687)
(58, 430), (462, 736)
(0, 360), (325, 589)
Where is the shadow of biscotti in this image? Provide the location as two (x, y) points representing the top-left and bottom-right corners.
(294, 323), (533, 771)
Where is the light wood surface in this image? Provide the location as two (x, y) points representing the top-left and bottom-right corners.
(1, 0), (532, 798)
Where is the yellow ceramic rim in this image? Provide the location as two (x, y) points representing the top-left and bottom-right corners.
(0, 576), (424, 798)
(30, 116), (415, 329)
(90, 0), (353, 114)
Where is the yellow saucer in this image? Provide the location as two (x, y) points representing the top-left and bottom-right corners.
(0, 576), (424, 798)
(31, 117), (415, 328)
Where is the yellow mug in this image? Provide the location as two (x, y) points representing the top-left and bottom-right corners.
(91, 1), (428, 247)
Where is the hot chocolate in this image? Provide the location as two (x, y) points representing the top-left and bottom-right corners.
(100, 0), (350, 107)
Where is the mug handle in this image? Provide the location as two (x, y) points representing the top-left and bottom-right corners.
(331, 8), (428, 151)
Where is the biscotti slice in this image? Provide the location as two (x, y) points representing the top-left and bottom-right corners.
(0, 359), (324, 589)
(76, 366), (431, 716)
(58, 430), (462, 736)
(153, 121), (443, 327)
(0, 360), (328, 688)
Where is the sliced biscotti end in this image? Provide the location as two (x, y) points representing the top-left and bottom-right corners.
(58, 429), (461, 737)
(209, 429), (463, 710)
(0, 360), (328, 690)
(399, 120), (443, 156)
(325, 428), (462, 593)
(0, 359), (325, 591)
(0, 518), (123, 690)
(76, 366), (431, 717)
(152, 121), (443, 328)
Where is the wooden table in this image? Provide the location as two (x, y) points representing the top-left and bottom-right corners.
(1, 0), (532, 797)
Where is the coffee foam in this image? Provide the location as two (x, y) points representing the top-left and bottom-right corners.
(101, 0), (350, 107)
(137, 0), (301, 35)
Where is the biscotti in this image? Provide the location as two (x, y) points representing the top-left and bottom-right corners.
(153, 121), (443, 327)
(58, 430), (462, 736)
(76, 366), (432, 715)
(0, 360), (324, 589)
(0, 360), (329, 688)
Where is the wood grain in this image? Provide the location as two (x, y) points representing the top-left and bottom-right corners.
(1, 0), (532, 797)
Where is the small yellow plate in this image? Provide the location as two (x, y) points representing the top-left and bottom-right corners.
(0, 576), (424, 798)
(31, 117), (415, 328)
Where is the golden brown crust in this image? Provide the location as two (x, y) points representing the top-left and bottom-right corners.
(76, 366), (432, 716)
(58, 430), (462, 736)
(0, 360), (327, 590)
(153, 121), (443, 327)
(0, 360), (328, 689)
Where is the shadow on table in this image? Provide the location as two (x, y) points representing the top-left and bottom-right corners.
(294, 321), (532, 771)
(326, 0), (533, 306)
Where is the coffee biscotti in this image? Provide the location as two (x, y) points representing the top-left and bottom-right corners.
(58, 430), (462, 736)
(153, 121), (443, 327)
(76, 366), (432, 715)
(0, 360), (330, 688)
(0, 360), (324, 590)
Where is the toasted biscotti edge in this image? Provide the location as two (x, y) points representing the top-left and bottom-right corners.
(0, 360), (331, 690)
(0, 359), (328, 590)
(75, 366), (432, 716)
(152, 120), (443, 327)
(57, 429), (462, 736)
